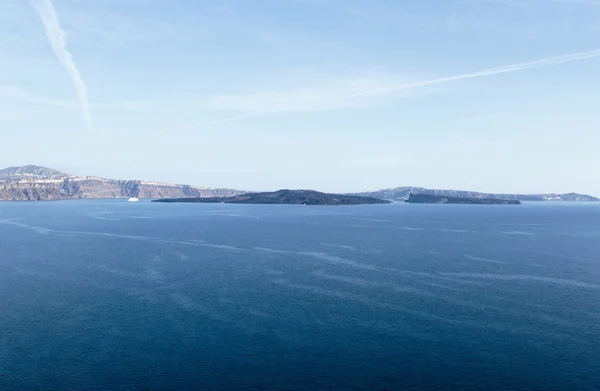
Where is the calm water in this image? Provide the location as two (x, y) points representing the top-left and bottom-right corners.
(0, 201), (599, 390)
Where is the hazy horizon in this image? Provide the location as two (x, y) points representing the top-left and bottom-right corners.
(1, 0), (599, 195)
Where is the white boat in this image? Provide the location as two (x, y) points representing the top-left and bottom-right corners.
(128, 197), (139, 202)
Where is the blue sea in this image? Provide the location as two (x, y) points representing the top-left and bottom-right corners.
(1, 200), (599, 391)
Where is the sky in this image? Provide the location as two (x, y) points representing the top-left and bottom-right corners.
(1, 0), (599, 194)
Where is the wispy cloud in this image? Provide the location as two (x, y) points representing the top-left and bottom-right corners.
(150, 75), (419, 135)
(0, 85), (76, 108)
(152, 111), (277, 135)
(183, 76), (394, 113)
(154, 48), (600, 135)
(0, 85), (150, 111)
(30, 0), (92, 133)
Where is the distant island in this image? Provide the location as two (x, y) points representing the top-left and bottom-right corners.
(153, 189), (391, 206)
(1, 165), (597, 202)
(405, 193), (521, 205)
(350, 186), (599, 202)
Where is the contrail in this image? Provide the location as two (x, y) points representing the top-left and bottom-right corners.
(30, 0), (92, 133)
(346, 49), (600, 98)
(154, 48), (600, 135)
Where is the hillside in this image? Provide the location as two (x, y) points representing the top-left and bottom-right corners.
(0, 165), (243, 201)
(0, 165), (68, 179)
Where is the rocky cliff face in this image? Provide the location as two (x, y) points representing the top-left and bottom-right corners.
(350, 187), (599, 202)
(0, 166), (244, 201)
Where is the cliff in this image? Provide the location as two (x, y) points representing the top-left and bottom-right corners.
(153, 189), (391, 206)
(0, 165), (243, 201)
(350, 187), (599, 202)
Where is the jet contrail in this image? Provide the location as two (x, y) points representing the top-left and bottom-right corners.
(154, 48), (600, 135)
(30, 0), (92, 133)
(346, 48), (600, 99)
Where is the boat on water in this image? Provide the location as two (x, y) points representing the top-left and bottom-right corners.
(128, 197), (139, 202)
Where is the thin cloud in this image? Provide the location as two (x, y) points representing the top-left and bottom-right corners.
(0, 85), (149, 111)
(153, 49), (600, 135)
(30, 0), (92, 133)
(152, 111), (277, 135)
(0, 85), (77, 108)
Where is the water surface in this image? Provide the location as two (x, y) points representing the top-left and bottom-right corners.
(1, 201), (599, 390)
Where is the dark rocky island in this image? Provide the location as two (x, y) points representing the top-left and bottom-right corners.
(405, 193), (521, 205)
(153, 189), (391, 206)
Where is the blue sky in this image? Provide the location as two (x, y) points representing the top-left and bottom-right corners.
(1, 0), (599, 194)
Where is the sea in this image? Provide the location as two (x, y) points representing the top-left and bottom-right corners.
(0, 200), (599, 391)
